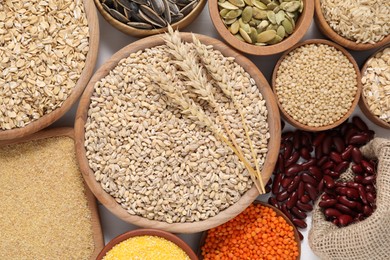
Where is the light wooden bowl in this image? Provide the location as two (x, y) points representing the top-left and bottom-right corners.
(94, 0), (206, 37)
(314, 0), (390, 51)
(272, 39), (362, 132)
(97, 229), (198, 260)
(0, 0), (99, 141)
(74, 33), (281, 233)
(208, 0), (314, 56)
(198, 200), (301, 260)
(359, 45), (390, 129)
(0, 128), (104, 260)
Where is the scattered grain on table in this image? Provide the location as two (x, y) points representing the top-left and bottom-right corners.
(0, 137), (95, 259)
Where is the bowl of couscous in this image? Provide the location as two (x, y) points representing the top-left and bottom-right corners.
(97, 228), (198, 260)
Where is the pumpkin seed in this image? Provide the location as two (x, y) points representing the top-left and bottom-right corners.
(218, 1), (239, 10)
(225, 9), (242, 19)
(280, 1), (301, 12)
(267, 10), (276, 24)
(266, 34), (282, 44)
(220, 8), (230, 17)
(234, 33), (245, 42)
(276, 25), (285, 38)
(257, 19), (269, 31)
(224, 18), (238, 24)
(239, 28), (252, 43)
(244, 0), (253, 6)
(256, 29), (276, 42)
(230, 20), (240, 34)
(249, 27), (258, 42)
(228, 0), (245, 8)
(282, 18), (293, 34)
(266, 1), (278, 10)
(275, 10), (285, 25)
(252, 7), (267, 19)
(238, 18), (251, 33)
(252, 0), (267, 9)
(241, 6), (253, 23)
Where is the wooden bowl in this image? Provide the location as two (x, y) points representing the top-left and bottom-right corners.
(208, 0), (314, 56)
(198, 200), (301, 260)
(0, 0), (99, 141)
(359, 44), (390, 129)
(314, 0), (390, 51)
(94, 0), (206, 37)
(97, 229), (198, 259)
(272, 39), (361, 131)
(0, 128), (104, 260)
(75, 33), (281, 233)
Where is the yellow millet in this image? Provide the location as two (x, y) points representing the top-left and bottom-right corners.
(103, 235), (190, 260)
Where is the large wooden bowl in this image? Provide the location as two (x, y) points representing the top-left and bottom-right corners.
(272, 39), (361, 132)
(0, 0), (99, 141)
(74, 33), (281, 233)
(0, 128), (104, 260)
(208, 0), (314, 56)
(359, 44), (390, 129)
(94, 0), (206, 37)
(97, 229), (198, 260)
(198, 200), (301, 260)
(314, 0), (390, 51)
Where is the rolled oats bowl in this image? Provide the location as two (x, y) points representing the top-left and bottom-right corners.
(208, 0), (314, 55)
(0, 0), (99, 141)
(94, 0), (206, 37)
(314, 0), (390, 51)
(75, 31), (281, 233)
(359, 45), (390, 129)
(272, 39), (362, 131)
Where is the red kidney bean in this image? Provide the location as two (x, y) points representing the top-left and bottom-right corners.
(324, 208), (342, 218)
(352, 116), (369, 131)
(358, 186), (368, 204)
(283, 141), (293, 160)
(351, 147), (362, 164)
(297, 182), (305, 199)
(349, 134), (370, 146)
(317, 156), (329, 167)
(335, 182), (347, 187)
(272, 173), (282, 194)
(300, 147), (311, 160)
(313, 132), (326, 147)
(330, 151), (343, 164)
(268, 197), (280, 208)
(365, 184), (375, 193)
(276, 190), (289, 202)
(301, 172), (318, 186)
(346, 181), (361, 189)
(321, 161), (335, 171)
(291, 207), (307, 219)
(282, 131), (293, 141)
(321, 194), (332, 201)
(346, 188), (360, 200)
(301, 158), (317, 170)
(300, 195), (311, 204)
(324, 170), (340, 179)
(361, 160), (375, 175)
(287, 175), (301, 193)
(308, 166), (322, 180)
(345, 128), (359, 144)
(286, 191), (299, 209)
(338, 214), (353, 226)
(334, 161), (350, 174)
(322, 136), (333, 155)
(323, 175), (335, 189)
(285, 152), (300, 167)
(354, 175), (364, 183)
(338, 196), (358, 209)
(293, 218), (307, 229)
(304, 183), (318, 201)
(319, 199), (337, 208)
(362, 175), (376, 185)
(281, 176), (293, 189)
(285, 164), (302, 177)
(335, 204), (357, 217)
(351, 164), (363, 175)
(317, 179), (325, 192)
(281, 204), (293, 220)
(298, 231), (304, 241)
(366, 192), (376, 204)
(341, 145), (354, 160)
(296, 201), (313, 212)
(293, 131), (301, 150)
(363, 205), (373, 217)
(333, 136), (345, 153)
(301, 132), (312, 147)
(315, 145), (323, 159)
(332, 218), (340, 225)
(277, 154), (285, 173)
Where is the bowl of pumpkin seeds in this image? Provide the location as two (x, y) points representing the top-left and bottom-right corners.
(209, 0), (314, 55)
(95, 0), (206, 37)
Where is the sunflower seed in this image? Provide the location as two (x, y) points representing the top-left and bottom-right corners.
(150, 0), (165, 15)
(127, 21), (154, 29)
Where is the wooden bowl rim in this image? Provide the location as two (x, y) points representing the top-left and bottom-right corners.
(208, 0), (314, 56)
(93, 0), (207, 37)
(314, 0), (390, 51)
(271, 39), (362, 131)
(0, 0), (99, 141)
(97, 228), (198, 260)
(74, 32), (281, 233)
(197, 200), (301, 260)
(359, 44), (390, 129)
(0, 127), (104, 260)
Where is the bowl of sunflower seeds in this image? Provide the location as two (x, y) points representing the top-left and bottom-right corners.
(95, 0), (207, 37)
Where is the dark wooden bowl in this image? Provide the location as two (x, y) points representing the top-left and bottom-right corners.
(314, 0), (390, 51)
(208, 0), (314, 56)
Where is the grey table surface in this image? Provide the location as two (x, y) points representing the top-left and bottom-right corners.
(52, 5), (390, 259)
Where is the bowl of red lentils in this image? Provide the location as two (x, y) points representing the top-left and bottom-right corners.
(199, 200), (300, 260)
(272, 39), (361, 131)
(97, 228), (198, 260)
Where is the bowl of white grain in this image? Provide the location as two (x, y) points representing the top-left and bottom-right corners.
(75, 29), (281, 233)
(0, 0), (99, 140)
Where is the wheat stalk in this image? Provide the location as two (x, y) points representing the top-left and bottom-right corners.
(191, 34), (266, 193)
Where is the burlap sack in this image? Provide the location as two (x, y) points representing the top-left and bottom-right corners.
(308, 138), (390, 260)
